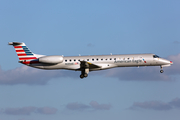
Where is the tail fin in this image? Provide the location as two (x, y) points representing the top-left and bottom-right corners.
(9, 42), (37, 61)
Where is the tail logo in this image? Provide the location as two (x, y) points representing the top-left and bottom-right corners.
(14, 46), (37, 61)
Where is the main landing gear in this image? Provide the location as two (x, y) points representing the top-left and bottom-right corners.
(79, 61), (89, 79)
(80, 69), (89, 79)
(80, 73), (88, 79)
(160, 66), (164, 73)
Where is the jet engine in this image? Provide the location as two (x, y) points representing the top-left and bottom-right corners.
(38, 55), (63, 64)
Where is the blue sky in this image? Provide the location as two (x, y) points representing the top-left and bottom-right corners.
(1, 0), (180, 120)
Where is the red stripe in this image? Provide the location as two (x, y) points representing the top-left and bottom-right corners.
(19, 57), (37, 60)
(16, 50), (25, 52)
(14, 46), (22, 48)
(17, 54), (27, 56)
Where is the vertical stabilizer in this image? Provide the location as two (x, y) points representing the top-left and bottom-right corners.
(9, 42), (37, 61)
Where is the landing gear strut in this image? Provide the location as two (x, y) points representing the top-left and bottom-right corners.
(160, 66), (164, 73)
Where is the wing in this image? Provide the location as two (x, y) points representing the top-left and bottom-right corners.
(76, 61), (101, 71)
(86, 61), (101, 69)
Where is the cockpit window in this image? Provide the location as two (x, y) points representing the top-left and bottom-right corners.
(153, 55), (160, 58)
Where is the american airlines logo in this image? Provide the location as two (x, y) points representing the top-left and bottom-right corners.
(114, 59), (143, 63)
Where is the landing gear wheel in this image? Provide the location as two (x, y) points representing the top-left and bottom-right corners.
(80, 74), (84, 79)
(84, 73), (88, 77)
(160, 70), (164, 73)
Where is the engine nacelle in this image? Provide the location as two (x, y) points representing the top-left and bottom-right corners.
(38, 55), (63, 64)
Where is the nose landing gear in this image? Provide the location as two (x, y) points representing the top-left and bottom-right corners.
(160, 66), (164, 73)
(160, 70), (164, 73)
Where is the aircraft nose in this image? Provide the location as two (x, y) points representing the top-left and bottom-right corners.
(158, 58), (173, 65)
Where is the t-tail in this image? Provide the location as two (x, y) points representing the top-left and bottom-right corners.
(9, 42), (41, 64)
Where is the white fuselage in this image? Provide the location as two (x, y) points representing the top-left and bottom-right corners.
(29, 54), (172, 71)
(9, 42), (173, 78)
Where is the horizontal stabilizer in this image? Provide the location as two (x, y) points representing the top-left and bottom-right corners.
(8, 42), (24, 46)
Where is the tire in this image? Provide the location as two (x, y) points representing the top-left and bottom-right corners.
(80, 74), (84, 79)
(84, 73), (88, 77)
(160, 70), (164, 73)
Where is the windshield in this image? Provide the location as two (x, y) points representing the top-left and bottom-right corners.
(153, 55), (160, 58)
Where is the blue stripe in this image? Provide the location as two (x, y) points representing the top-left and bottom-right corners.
(22, 46), (27, 48)
(22, 46), (29, 50)
(25, 52), (32, 54)
(23, 48), (29, 50)
(22, 46), (33, 55)
(26, 53), (33, 55)
(24, 50), (30, 52)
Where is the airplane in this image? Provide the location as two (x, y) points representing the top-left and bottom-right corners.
(9, 42), (173, 79)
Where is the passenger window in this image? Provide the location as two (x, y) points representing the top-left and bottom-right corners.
(65, 60), (67, 62)
(114, 58), (116, 60)
(69, 59), (71, 62)
(127, 58), (130, 60)
(101, 58), (103, 61)
(105, 58), (107, 60)
(74, 59), (76, 61)
(92, 59), (94, 61)
(78, 59), (80, 61)
(96, 58), (98, 61)
(110, 58), (112, 60)
(123, 58), (125, 60)
(87, 59), (89, 61)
